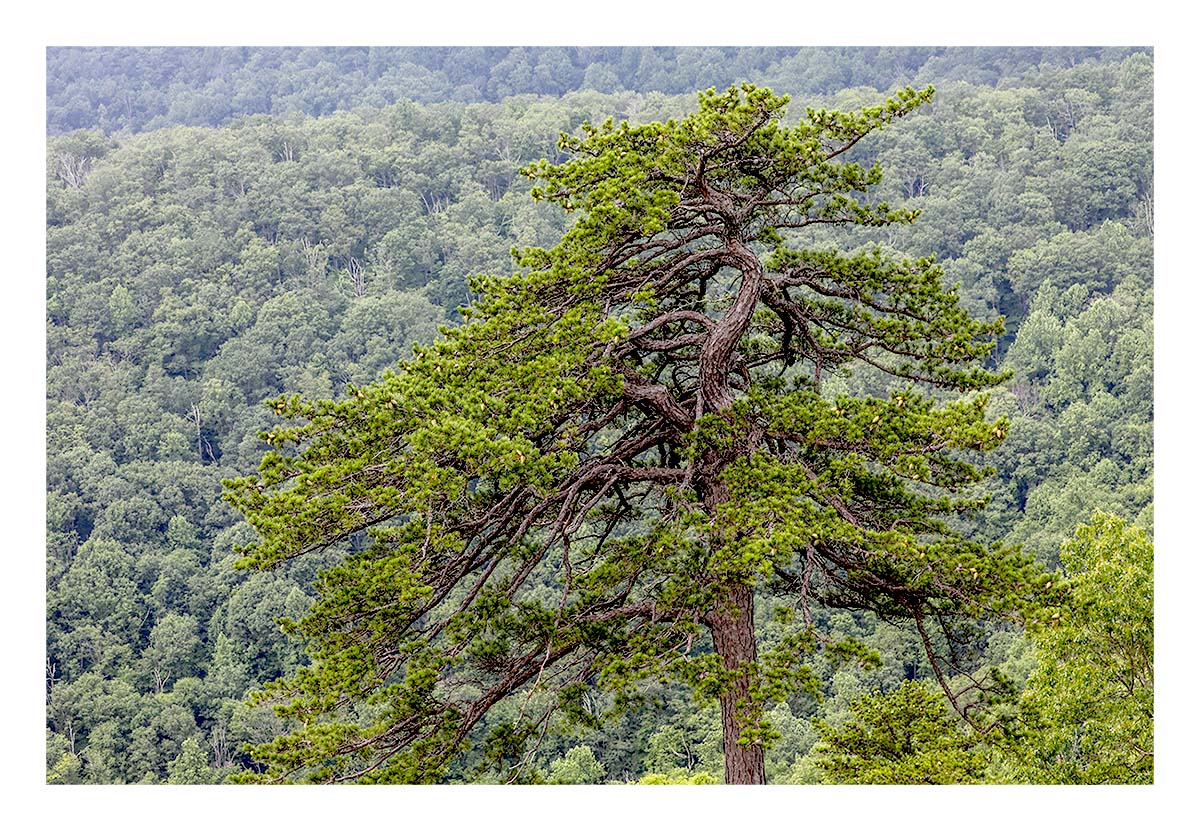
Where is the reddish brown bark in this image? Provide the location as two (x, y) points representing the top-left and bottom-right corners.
(707, 581), (766, 785)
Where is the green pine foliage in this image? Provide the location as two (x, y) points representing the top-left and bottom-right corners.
(224, 83), (1058, 783)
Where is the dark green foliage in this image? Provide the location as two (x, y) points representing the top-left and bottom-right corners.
(47, 47), (1138, 136)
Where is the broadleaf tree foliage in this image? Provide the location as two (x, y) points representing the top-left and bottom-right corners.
(814, 680), (989, 784)
(225, 84), (1058, 784)
(1005, 513), (1153, 783)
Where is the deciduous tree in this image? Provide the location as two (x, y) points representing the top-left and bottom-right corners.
(813, 681), (988, 784)
(1002, 513), (1153, 783)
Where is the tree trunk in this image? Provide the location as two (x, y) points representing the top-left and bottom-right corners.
(708, 581), (766, 784)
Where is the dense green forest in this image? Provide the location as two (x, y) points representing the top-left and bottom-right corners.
(47, 46), (1143, 135)
(46, 46), (1152, 785)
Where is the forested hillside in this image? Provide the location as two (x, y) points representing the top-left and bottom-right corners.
(46, 47), (1152, 784)
(47, 46), (1142, 136)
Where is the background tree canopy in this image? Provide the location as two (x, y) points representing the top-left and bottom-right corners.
(45, 46), (1152, 785)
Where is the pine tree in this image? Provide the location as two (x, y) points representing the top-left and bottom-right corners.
(225, 84), (1056, 784)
